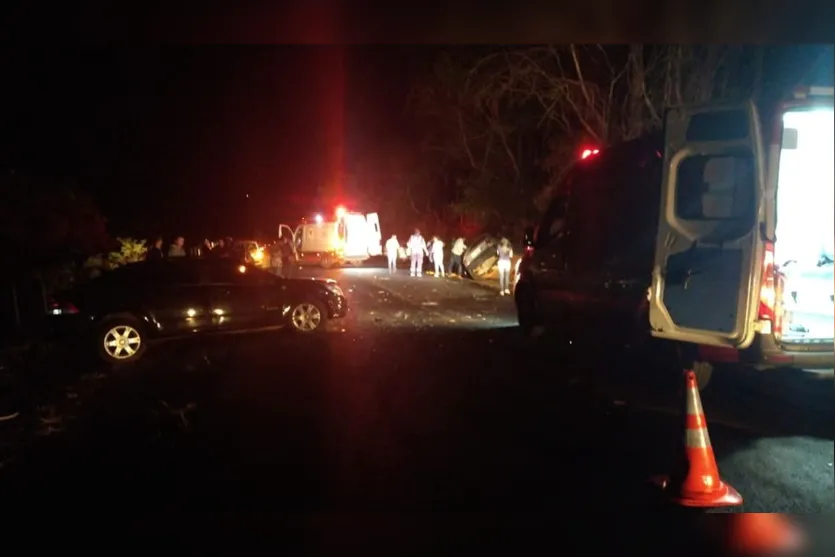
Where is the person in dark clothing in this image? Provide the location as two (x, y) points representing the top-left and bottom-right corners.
(269, 241), (283, 275)
(202, 239), (213, 257)
(212, 238), (229, 258)
(146, 237), (165, 261)
(280, 237), (295, 278)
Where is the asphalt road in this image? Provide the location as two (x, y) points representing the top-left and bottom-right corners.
(1, 260), (833, 537)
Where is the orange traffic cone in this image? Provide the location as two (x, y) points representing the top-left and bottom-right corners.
(651, 370), (743, 508)
(722, 513), (806, 556)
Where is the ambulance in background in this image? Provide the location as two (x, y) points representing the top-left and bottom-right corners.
(278, 206), (383, 268)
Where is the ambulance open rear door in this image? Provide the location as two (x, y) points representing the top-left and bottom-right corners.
(648, 99), (767, 350)
(366, 213), (382, 256)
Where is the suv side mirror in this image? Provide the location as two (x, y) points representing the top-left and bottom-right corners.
(523, 226), (535, 247)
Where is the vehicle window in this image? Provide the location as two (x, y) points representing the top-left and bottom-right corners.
(239, 267), (278, 286)
(538, 196), (569, 246)
(536, 166), (583, 248)
(98, 262), (199, 287)
(203, 263), (276, 286)
(566, 154), (616, 272)
(598, 142), (663, 270)
(675, 155), (755, 221)
(165, 263), (201, 285)
(685, 109), (750, 142)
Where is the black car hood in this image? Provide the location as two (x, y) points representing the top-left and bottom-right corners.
(285, 277), (337, 286)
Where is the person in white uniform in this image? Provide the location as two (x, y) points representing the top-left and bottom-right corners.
(430, 236), (445, 277)
(407, 229), (429, 277)
(385, 234), (400, 274)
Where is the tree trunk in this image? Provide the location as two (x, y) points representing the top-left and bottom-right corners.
(626, 45), (646, 140)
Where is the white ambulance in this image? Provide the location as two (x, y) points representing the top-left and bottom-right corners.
(516, 85), (834, 389)
(279, 207), (382, 268)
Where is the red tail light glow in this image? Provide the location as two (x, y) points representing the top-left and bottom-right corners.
(758, 242), (782, 337)
(580, 148), (600, 160)
(49, 299), (79, 315)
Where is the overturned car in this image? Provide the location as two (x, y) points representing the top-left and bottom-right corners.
(461, 235), (522, 283)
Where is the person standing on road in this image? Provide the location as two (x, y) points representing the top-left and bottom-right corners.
(280, 236), (295, 278)
(407, 229), (429, 277)
(146, 237), (165, 261)
(449, 237), (466, 277)
(168, 236), (186, 257)
(269, 240), (283, 275)
(385, 234), (400, 274)
(211, 238), (228, 257)
(497, 238), (514, 295)
(431, 236), (445, 278)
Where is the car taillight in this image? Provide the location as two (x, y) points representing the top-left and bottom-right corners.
(758, 242), (782, 337)
(48, 299), (79, 315)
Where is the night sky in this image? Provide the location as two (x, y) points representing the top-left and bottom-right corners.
(2, 44), (831, 243)
(1, 46), (429, 240)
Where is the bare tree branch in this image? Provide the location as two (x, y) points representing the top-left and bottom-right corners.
(457, 111), (477, 168)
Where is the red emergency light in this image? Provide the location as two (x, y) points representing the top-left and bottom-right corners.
(580, 148), (600, 160)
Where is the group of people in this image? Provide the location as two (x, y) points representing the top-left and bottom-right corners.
(144, 235), (299, 278)
(144, 236), (232, 261)
(385, 229), (465, 278)
(384, 229), (515, 295)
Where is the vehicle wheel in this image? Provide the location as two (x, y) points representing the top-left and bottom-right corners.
(96, 316), (147, 366)
(289, 301), (327, 332)
(692, 360), (714, 391)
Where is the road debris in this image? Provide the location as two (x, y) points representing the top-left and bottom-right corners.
(160, 400), (198, 428)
